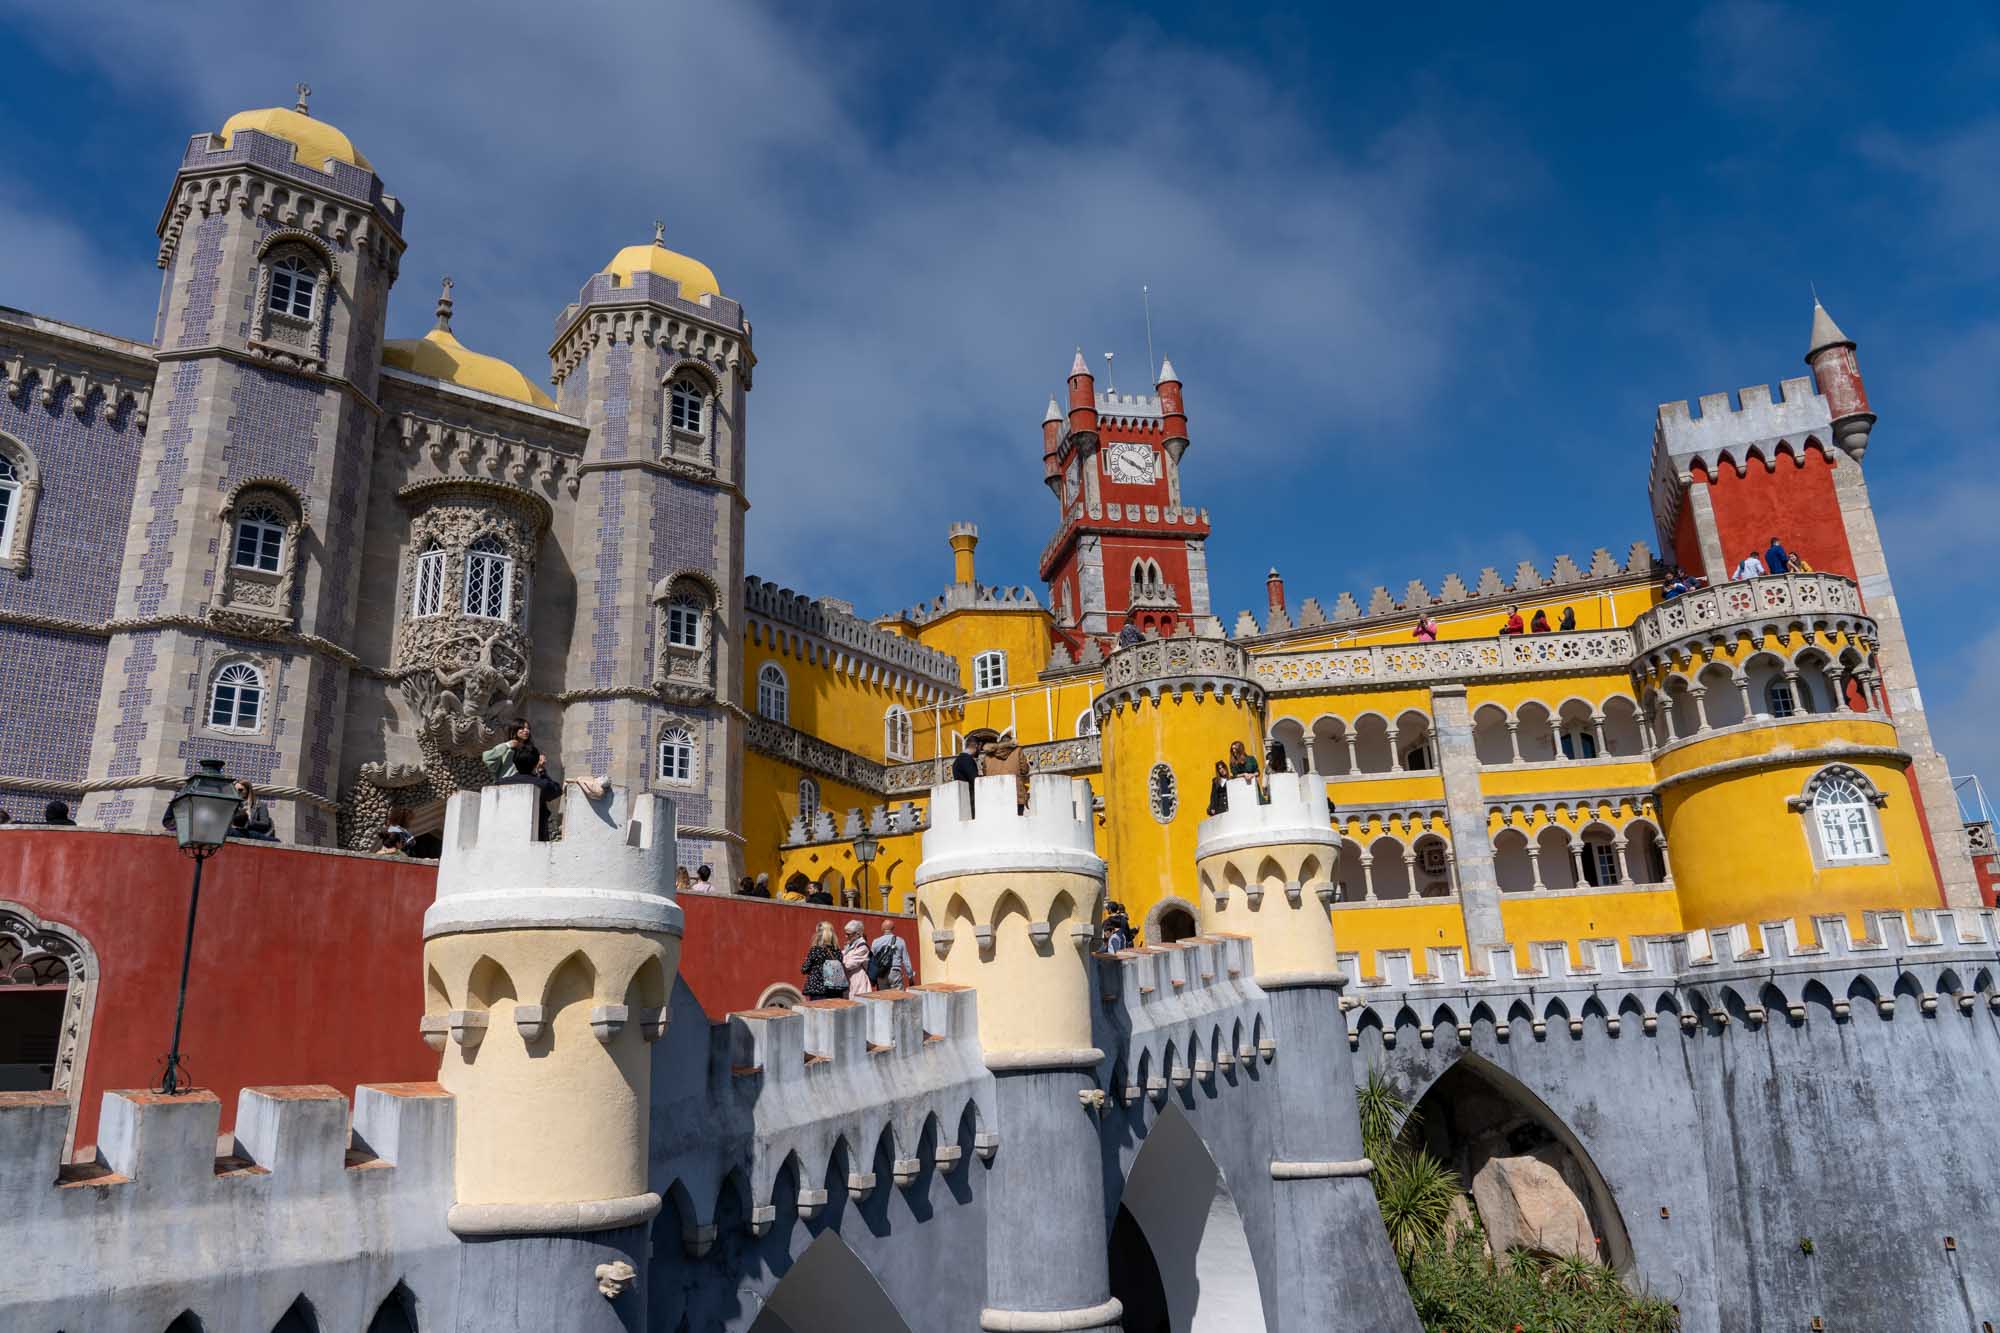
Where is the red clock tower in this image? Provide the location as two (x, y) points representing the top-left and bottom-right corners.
(1038, 350), (1212, 647)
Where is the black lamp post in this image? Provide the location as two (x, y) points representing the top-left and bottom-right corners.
(160, 758), (237, 1094)
(852, 832), (881, 911)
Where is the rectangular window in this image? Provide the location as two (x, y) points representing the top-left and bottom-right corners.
(412, 550), (445, 618)
(972, 651), (1006, 693)
(1768, 682), (1797, 719)
(1592, 844), (1620, 885)
(464, 549), (511, 619)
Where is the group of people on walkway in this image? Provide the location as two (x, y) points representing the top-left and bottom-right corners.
(1498, 605), (1577, 635)
(1730, 535), (1809, 582)
(1206, 739), (1269, 815)
(799, 917), (914, 999)
(950, 733), (1031, 813)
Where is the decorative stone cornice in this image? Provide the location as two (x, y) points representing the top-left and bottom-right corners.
(382, 408), (584, 499)
(1094, 635), (1262, 724)
(156, 138), (405, 274)
(0, 341), (152, 432)
(1653, 742), (1911, 796)
(1251, 630), (1636, 698)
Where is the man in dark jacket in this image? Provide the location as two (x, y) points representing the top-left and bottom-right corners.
(950, 736), (984, 812)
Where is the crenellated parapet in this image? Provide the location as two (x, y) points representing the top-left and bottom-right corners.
(652, 987), (993, 1248)
(915, 774), (1107, 1069)
(1195, 773), (1343, 987)
(423, 783), (682, 1236)
(1341, 907), (2000, 1049)
(1092, 935), (1274, 1109)
(1094, 633), (1262, 721)
(0, 1083), (458, 1329)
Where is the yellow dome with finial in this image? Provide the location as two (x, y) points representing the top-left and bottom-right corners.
(605, 223), (723, 302)
(383, 278), (556, 410)
(217, 86), (371, 171)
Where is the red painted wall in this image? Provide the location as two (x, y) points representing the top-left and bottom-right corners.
(2, 830), (920, 1150)
(1671, 497), (1703, 577)
(1701, 444), (1855, 580)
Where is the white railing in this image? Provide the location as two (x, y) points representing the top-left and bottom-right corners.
(1251, 630), (1636, 695)
(1630, 573), (1865, 653)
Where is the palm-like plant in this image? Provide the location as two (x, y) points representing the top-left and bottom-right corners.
(1375, 1145), (1463, 1265)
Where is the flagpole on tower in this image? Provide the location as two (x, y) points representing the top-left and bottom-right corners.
(1142, 284), (1156, 381)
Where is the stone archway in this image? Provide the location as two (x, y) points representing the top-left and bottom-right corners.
(1146, 895), (1200, 946)
(1109, 1102), (1268, 1332)
(0, 902), (98, 1159)
(748, 1230), (914, 1333)
(1405, 1053), (1633, 1269)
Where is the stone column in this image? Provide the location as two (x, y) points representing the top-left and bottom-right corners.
(1505, 721), (1522, 764)
(1827, 454), (1980, 902)
(1613, 836), (1634, 886)
(1359, 852), (1377, 901)
(1527, 845), (1545, 891)
(1690, 686), (1711, 732)
(914, 774), (1120, 1332)
(1343, 732), (1359, 774)
(1589, 714), (1607, 756)
(1195, 772), (1421, 1332)
(1734, 676), (1754, 719)
(1428, 685), (1503, 955)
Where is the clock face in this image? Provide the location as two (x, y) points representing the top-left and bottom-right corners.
(1104, 442), (1157, 485)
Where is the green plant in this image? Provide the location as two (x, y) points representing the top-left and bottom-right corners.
(1375, 1145), (1463, 1264)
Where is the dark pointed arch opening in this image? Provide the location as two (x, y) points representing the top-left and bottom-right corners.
(747, 1228), (914, 1333)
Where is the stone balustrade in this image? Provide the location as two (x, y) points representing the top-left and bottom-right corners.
(1251, 630), (1636, 696)
(1629, 572), (1867, 655)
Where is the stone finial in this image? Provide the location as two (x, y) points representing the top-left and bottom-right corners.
(1807, 300), (1852, 357)
(434, 276), (454, 332)
(1475, 568), (1506, 597)
(1367, 586), (1395, 616)
(1587, 548), (1620, 579)
(652, 219), (667, 247)
(1332, 591), (1361, 622)
(1624, 541), (1656, 574)
(295, 82), (311, 115)
(1439, 573), (1471, 604)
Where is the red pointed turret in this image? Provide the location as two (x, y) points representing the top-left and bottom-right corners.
(1041, 397), (1064, 491)
(1066, 347), (1099, 442)
(1804, 300), (1874, 459)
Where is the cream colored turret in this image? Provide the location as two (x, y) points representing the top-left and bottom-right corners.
(421, 782), (682, 1235)
(1195, 771), (1342, 987)
(914, 773), (1106, 1069)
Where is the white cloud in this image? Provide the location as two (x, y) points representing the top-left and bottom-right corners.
(3, 0), (1530, 611)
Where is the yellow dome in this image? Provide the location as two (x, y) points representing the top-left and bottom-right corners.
(217, 106), (372, 171)
(383, 329), (556, 409)
(606, 237), (723, 302)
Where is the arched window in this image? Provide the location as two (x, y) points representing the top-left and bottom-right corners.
(462, 537), (512, 620)
(1075, 707), (1098, 738)
(1764, 677), (1798, 719)
(668, 379), (705, 435)
(972, 650), (1006, 693)
(665, 594), (704, 649)
(798, 777), (820, 826)
(411, 544), (446, 618)
(1148, 762), (1178, 822)
(231, 504), (287, 573)
(658, 724), (696, 784)
(207, 661), (265, 732)
(1812, 772), (1880, 862)
(758, 662), (788, 722)
(268, 256), (317, 319)
(884, 705), (912, 761)
(0, 454), (18, 556)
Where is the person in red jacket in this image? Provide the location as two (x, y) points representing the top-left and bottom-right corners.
(1530, 608), (1551, 633)
(1500, 606), (1525, 635)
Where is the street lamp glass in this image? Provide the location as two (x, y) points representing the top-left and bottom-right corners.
(852, 834), (880, 865)
(170, 758), (238, 852)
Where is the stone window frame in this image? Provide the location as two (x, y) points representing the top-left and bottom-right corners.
(202, 653), (273, 737)
(1074, 707), (1097, 738)
(1786, 763), (1891, 868)
(213, 478), (306, 626)
(758, 661), (789, 723)
(461, 536), (514, 621)
(249, 230), (338, 372)
(798, 776), (820, 826)
(884, 704), (912, 762)
(653, 570), (720, 696)
(660, 359), (720, 465)
(0, 901), (100, 1160)
(657, 721), (698, 787)
(410, 543), (447, 618)
(972, 649), (1007, 693)
(1148, 761), (1178, 823)
(0, 432), (40, 573)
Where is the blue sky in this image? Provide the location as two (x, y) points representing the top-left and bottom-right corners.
(2, 1), (1996, 794)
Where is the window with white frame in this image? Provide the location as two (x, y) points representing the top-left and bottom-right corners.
(758, 662), (788, 723)
(658, 724), (696, 784)
(207, 661), (265, 732)
(884, 705), (912, 761)
(411, 545), (446, 618)
(669, 379), (705, 435)
(1812, 773), (1880, 862)
(798, 777), (820, 826)
(665, 594), (704, 649)
(1765, 678), (1797, 719)
(462, 537), (512, 620)
(0, 454), (17, 555)
(231, 504), (287, 573)
(268, 256), (317, 320)
(1590, 842), (1620, 886)
(1075, 707), (1097, 737)
(972, 650), (1006, 693)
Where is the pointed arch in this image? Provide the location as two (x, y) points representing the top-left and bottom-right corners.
(164, 1314), (205, 1333)
(747, 1229), (915, 1333)
(1110, 1100), (1271, 1331)
(540, 950), (597, 1015)
(365, 1282), (418, 1333)
(272, 1296), (320, 1333)
(466, 956), (516, 1010)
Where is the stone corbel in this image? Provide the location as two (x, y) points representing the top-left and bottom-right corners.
(934, 1144), (965, 1173)
(639, 1006), (669, 1041)
(590, 1004), (631, 1041)
(931, 928), (954, 956)
(513, 1005), (547, 1042)
(448, 1010), (488, 1047)
(1257, 1037), (1277, 1059)
(892, 1157), (922, 1187)
(846, 1172), (877, 1201)
(747, 1204), (777, 1237)
(1244, 884), (1265, 908)
(681, 1223), (717, 1258)
(974, 925), (995, 952)
(1028, 921), (1052, 947)
(419, 1014), (448, 1053)
(1283, 883), (1303, 907)
(796, 1188), (828, 1220)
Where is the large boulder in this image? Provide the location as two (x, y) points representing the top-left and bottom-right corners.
(1470, 1153), (1596, 1259)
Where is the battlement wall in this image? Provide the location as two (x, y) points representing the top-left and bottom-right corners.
(1195, 773), (1339, 861)
(428, 783), (681, 938)
(915, 775), (1101, 885)
(1342, 907), (2000, 1045)
(746, 575), (963, 688)
(1654, 378), (1830, 467)
(0, 1083), (458, 1331)
(1091, 936), (1274, 1108)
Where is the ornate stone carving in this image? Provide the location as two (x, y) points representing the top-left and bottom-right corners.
(1631, 572), (1869, 658)
(0, 901), (100, 1158)
(1253, 630), (1638, 696)
(397, 623), (531, 748)
(594, 1260), (637, 1300)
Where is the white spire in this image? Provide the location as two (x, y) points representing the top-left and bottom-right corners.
(1070, 347), (1090, 378)
(1807, 300), (1852, 357)
(1157, 356), (1179, 384)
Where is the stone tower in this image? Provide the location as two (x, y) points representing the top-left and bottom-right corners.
(421, 781), (681, 1328)
(915, 772), (1123, 1331)
(1095, 633), (1267, 935)
(1195, 770), (1422, 1330)
(551, 229), (753, 883)
(80, 98), (406, 842)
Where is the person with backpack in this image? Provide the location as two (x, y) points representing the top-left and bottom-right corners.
(870, 919), (914, 990)
(841, 919), (875, 995)
(801, 921), (848, 1000)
